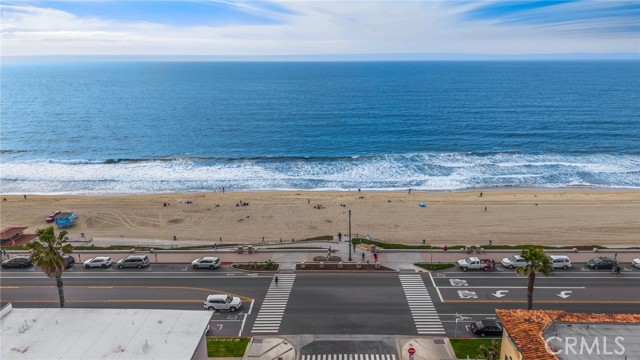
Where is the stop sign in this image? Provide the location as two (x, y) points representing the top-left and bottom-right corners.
(408, 347), (416, 355)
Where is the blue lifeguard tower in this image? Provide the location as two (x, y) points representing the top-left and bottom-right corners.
(55, 212), (78, 228)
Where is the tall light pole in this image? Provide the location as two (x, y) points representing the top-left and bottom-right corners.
(348, 210), (352, 261)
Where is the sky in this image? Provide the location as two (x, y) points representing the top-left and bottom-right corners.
(1, 0), (639, 58)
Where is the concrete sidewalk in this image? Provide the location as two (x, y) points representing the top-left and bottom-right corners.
(4, 236), (640, 271)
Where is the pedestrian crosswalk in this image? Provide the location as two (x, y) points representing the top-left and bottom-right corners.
(251, 274), (296, 333)
(302, 355), (396, 360)
(399, 274), (445, 335)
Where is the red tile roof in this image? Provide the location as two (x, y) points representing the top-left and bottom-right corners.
(0, 227), (28, 241)
(496, 309), (640, 360)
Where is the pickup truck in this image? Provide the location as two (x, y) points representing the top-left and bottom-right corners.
(457, 257), (495, 271)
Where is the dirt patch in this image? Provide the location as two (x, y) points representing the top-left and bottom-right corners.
(296, 262), (394, 271)
(167, 218), (183, 224)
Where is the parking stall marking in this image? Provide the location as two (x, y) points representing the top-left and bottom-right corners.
(399, 274), (445, 335)
(301, 355), (396, 360)
(251, 274), (295, 333)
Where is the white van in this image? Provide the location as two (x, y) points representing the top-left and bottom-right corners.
(549, 255), (572, 270)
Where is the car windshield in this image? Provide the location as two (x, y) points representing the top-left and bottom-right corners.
(507, 256), (517, 262)
(475, 321), (484, 328)
(225, 295), (233, 303)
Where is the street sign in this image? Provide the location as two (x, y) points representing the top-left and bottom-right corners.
(408, 347), (416, 354)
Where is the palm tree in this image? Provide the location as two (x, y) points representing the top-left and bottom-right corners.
(27, 226), (73, 308)
(516, 247), (553, 310)
(477, 339), (501, 360)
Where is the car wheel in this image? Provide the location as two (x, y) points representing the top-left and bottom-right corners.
(2, 265), (7, 269)
(118, 265), (123, 269)
(480, 333), (486, 337)
(208, 307), (214, 311)
(462, 267), (468, 272)
(101, 264), (107, 268)
(137, 264), (142, 269)
(209, 265), (214, 270)
(193, 265), (199, 269)
(563, 265), (568, 270)
(85, 264), (90, 269)
(508, 265), (514, 269)
(230, 307), (237, 312)
(594, 266), (598, 270)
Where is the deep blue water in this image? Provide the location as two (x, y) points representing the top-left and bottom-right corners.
(1, 61), (639, 193)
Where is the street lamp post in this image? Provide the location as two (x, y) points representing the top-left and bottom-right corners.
(348, 210), (352, 261)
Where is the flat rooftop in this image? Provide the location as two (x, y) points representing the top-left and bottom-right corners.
(544, 322), (640, 360)
(1, 305), (212, 360)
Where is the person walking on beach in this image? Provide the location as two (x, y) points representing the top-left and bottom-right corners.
(338, 232), (342, 242)
(484, 206), (487, 212)
(408, 188), (411, 195)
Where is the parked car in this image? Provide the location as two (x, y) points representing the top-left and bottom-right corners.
(633, 258), (640, 269)
(117, 255), (150, 269)
(549, 255), (572, 270)
(83, 257), (113, 269)
(192, 257), (221, 270)
(501, 255), (529, 269)
(2, 256), (32, 269)
(457, 257), (495, 271)
(587, 257), (618, 270)
(62, 254), (75, 269)
(470, 319), (503, 337)
(204, 294), (242, 312)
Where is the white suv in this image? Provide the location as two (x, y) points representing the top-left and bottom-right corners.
(501, 255), (529, 269)
(192, 257), (221, 270)
(549, 255), (572, 270)
(83, 257), (113, 269)
(204, 294), (242, 312)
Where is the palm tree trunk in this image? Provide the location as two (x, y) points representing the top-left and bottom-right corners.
(56, 275), (65, 308)
(527, 272), (536, 310)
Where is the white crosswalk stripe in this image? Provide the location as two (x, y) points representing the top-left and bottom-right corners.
(301, 355), (396, 360)
(399, 274), (445, 335)
(251, 274), (296, 333)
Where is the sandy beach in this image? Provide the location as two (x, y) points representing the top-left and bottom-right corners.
(1, 190), (638, 247)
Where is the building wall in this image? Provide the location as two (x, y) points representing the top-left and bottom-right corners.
(191, 333), (208, 360)
(500, 331), (524, 360)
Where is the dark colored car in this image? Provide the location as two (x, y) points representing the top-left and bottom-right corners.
(587, 257), (618, 270)
(470, 320), (504, 337)
(62, 254), (75, 269)
(2, 256), (33, 269)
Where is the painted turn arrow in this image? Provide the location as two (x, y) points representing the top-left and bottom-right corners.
(492, 290), (509, 298)
(556, 291), (573, 299)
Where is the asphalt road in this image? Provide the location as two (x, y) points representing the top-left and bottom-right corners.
(1, 264), (639, 338)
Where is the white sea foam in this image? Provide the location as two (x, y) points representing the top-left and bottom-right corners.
(1, 153), (639, 194)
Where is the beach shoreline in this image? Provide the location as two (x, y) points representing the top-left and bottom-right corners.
(1, 189), (639, 247)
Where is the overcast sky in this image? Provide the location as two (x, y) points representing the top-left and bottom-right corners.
(1, 0), (639, 58)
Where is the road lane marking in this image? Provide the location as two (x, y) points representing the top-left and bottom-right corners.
(399, 274), (445, 335)
(0, 285), (254, 301)
(239, 300), (254, 336)
(251, 274), (295, 334)
(444, 300), (640, 304)
(438, 286), (586, 289)
(428, 272), (444, 303)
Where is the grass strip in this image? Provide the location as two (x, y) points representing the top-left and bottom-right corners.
(450, 338), (501, 358)
(414, 262), (455, 271)
(206, 337), (250, 357)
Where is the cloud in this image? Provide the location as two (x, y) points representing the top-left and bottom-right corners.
(1, 1), (638, 57)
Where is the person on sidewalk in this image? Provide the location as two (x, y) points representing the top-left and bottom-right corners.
(361, 252), (365, 261)
(373, 253), (378, 262)
(338, 232), (342, 242)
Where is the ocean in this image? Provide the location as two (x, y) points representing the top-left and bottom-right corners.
(1, 61), (639, 194)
